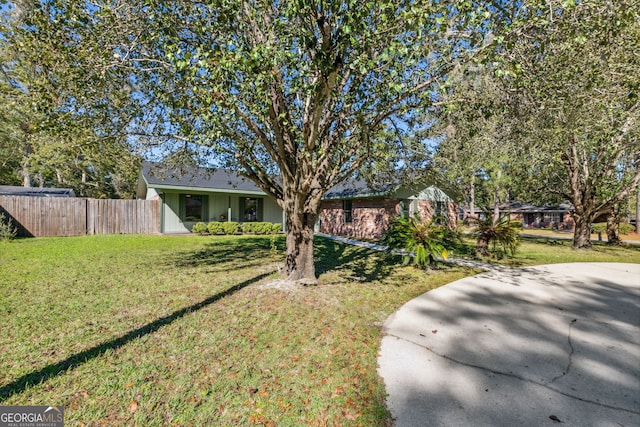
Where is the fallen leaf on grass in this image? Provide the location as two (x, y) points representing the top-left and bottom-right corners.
(129, 400), (138, 413)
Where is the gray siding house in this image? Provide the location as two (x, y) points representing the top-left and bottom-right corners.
(137, 162), (283, 233)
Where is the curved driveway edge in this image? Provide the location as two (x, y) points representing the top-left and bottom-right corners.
(378, 263), (640, 426)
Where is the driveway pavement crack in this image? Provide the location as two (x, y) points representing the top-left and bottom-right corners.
(385, 332), (640, 415)
(548, 318), (577, 385)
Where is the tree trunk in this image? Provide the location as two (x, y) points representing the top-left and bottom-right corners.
(636, 188), (640, 235)
(281, 185), (321, 284)
(606, 208), (622, 245)
(492, 169), (501, 225)
(468, 176), (476, 226)
(284, 211), (317, 283)
(572, 215), (592, 249)
(475, 233), (490, 257)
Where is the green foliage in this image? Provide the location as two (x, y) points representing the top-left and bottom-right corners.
(241, 222), (282, 235)
(3, 0), (517, 279)
(207, 221), (225, 235)
(382, 215), (460, 269)
(191, 222), (208, 235)
(475, 212), (521, 257)
(593, 221), (637, 237)
(222, 222), (240, 235)
(619, 222), (636, 235)
(0, 213), (17, 241)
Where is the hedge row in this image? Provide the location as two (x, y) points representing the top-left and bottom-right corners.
(191, 221), (282, 235)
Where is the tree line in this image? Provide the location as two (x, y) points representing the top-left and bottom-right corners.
(1, 0), (638, 281)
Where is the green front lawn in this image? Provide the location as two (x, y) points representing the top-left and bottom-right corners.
(0, 235), (637, 425)
(0, 235), (474, 426)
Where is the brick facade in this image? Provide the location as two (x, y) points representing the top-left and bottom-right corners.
(319, 198), (457, 239)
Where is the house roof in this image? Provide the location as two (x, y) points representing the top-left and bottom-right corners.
(0, 185), (76, 197)
(324, 178), (395, 200)
(324, 176), (456, 202)
(140, 162), (266, 195)
(140, 162), (458, 202)
(500, 201), (574, 213)
(461, 201), (574, 214)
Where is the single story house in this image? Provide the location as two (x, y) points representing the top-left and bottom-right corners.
(137, 162), (284, 233)
(319, 180), (457, 239)
(460, 201), (575, 231)
(137, 162), (458, 238)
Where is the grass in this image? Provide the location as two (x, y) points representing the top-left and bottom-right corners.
(506, 236), (640, 266)
(0, 235), (474, 426)
(518, 227), (640, 242)
(1, 234), (637, 426)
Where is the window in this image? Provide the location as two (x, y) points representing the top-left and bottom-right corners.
(400, 200), (411, 218)
(241, 197), (263, 222)
(181, 194), (208, 222)
(343, 200), (353, 223)
(434, 201), (447, 224)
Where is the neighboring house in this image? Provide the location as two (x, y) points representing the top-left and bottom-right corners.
(138, 162), (458, 238)
(319, 180), (458, 239)
(137, 162), (284, 233)
(0, 185), (76, 197)
(460, 201), (575, 231)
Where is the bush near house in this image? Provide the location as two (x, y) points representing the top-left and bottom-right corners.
(194, 221), (282, 235)
(191, 222), (208, 235)
(207, 222), (225, 235)
(241, 222), (282, 235)
(382, 215), (460, 269)
(222, 221), (240, 235)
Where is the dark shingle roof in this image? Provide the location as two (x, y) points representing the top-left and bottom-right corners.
(324, 179), (396, 199)
(0, 185), (76, 197)
(141, 162), (263, 193)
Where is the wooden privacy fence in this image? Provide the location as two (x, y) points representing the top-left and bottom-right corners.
(0, 196), (160, 237)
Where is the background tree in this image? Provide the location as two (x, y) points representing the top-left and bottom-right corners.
(432, 1), (639, 249)
(6, 0), (517, 282)
(432, 64), (525, 225)
(0, 2), (140, 197)
(498, 0), (640, 249)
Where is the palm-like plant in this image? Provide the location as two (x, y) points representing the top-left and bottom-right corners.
(382, 215), (459, 269)
(475, 211), (521, 257)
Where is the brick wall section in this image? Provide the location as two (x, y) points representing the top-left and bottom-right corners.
(320, 198), (400, 239)
(320, 198), (458, 239)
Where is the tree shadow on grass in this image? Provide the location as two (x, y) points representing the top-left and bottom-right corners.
(314, 236), (396, 282)
(171, 236), (286, 271)
(0, 271), (272, 402)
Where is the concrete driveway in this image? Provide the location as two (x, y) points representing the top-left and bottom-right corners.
(378, 263), (640, 426)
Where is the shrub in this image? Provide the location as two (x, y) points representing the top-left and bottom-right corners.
(475, 212), (521, 258)
(207, 221), (225, 235)
(619, 222), (636, 235)
(591, 222), (607, 234)
(222, 221), (240, 235)
(242, 222), (282, 234)
(381, 215), (460, 269)
(0, 213), (17, 242)
(269, 223), (282, 234)
(191, 222), (208, 235)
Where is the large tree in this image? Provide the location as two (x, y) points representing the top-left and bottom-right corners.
(7, 0), (516, 282)
(496, 0), (640, 249)
(0, 2), (140, 198)
(433, 64), (527, 224)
